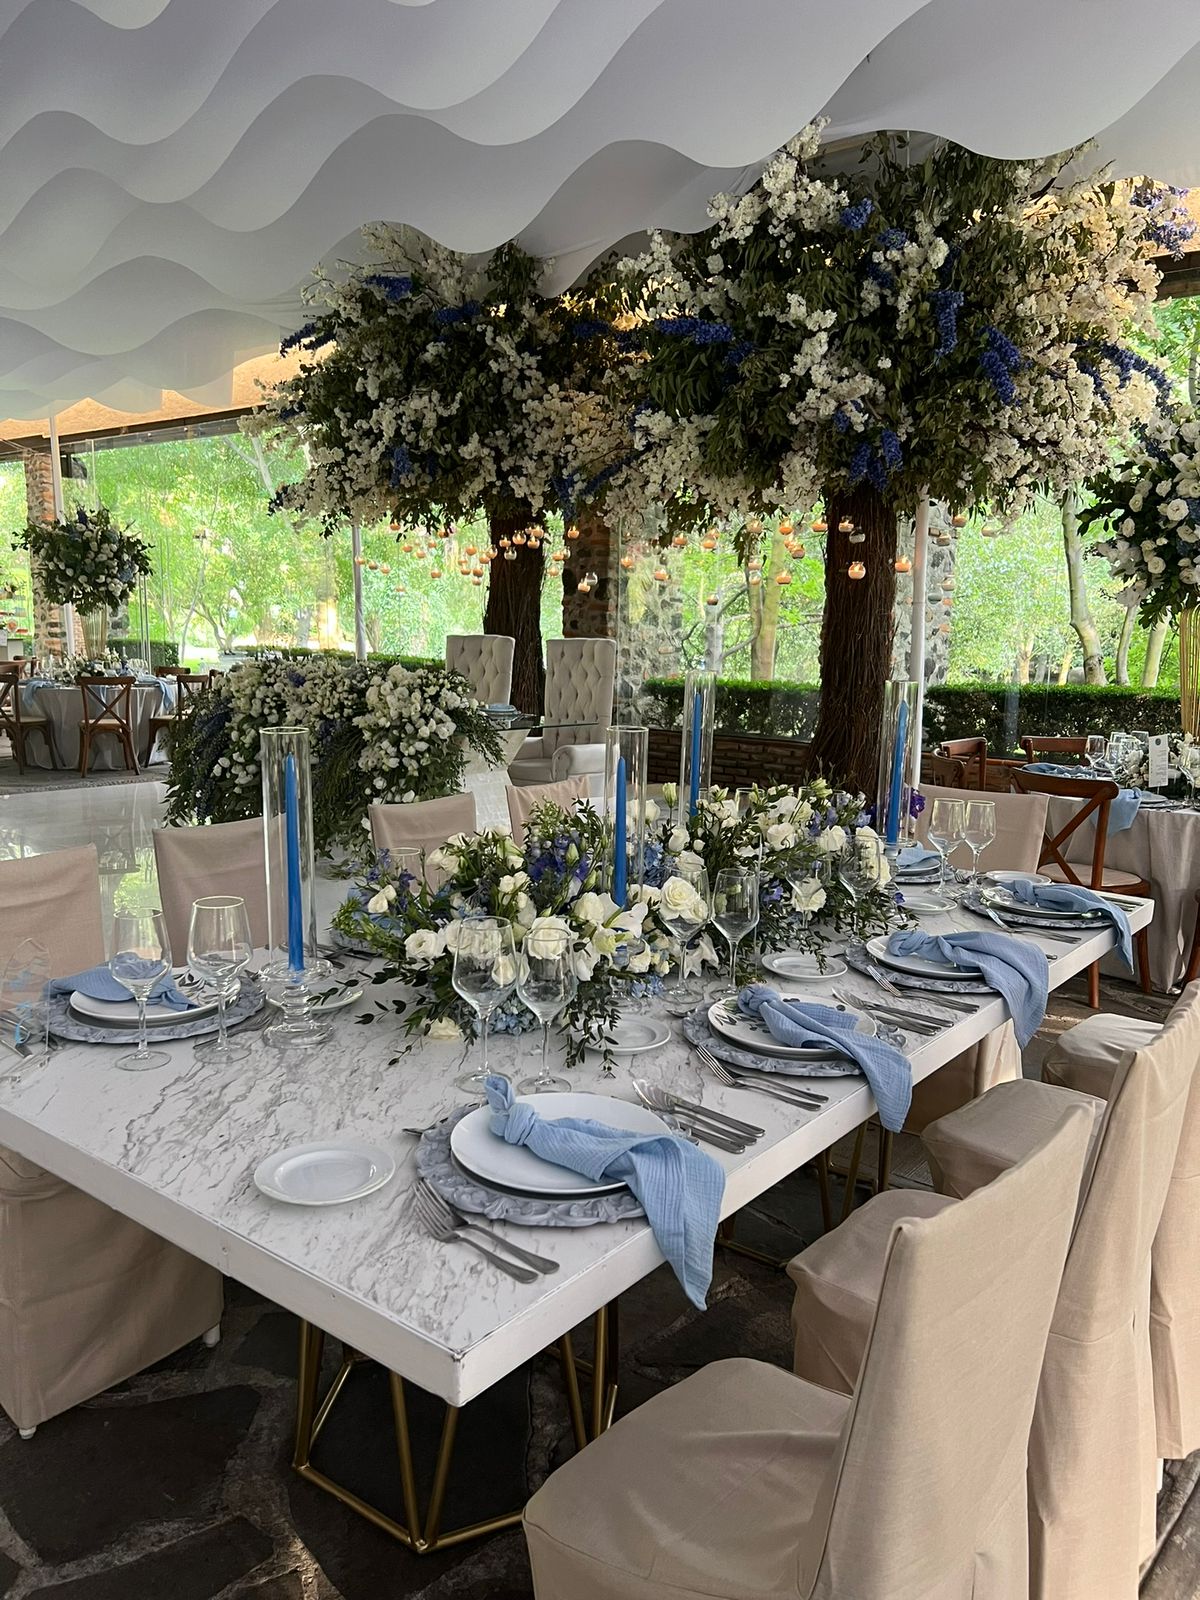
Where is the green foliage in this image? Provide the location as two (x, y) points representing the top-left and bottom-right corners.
(108, 636), (179, 668)
(13, 505), (152, 613)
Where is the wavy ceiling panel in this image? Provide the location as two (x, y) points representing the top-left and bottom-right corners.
(0, 0), (1196, 420)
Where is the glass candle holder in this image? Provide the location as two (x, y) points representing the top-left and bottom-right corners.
(260, 726), (331, 1049)
(604, 724), (649, 904)
(875, 679), (921, 855)
(678, 670), (716, 820)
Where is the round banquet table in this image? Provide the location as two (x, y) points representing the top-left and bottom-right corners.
(20, 677), (175, 770)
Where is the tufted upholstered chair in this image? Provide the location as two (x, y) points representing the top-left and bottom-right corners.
(445, 634), (515, 707)
(508, 637), (617, 786)
(0, 848), (223, 1438)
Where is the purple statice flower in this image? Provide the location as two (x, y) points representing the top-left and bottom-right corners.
(390, 444), (413, 486)
(909, 791), (926, 818)
(833, 408), (852, 435)
(840, 198), (874, 231)
(365, 273), (414, 302)
(928, 289), (964, 357)
(1131, 183), (1196, 259)
(286, 670), (306, 687)
(980, 349), (1017, 405)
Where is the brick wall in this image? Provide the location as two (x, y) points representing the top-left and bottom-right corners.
(561, 507), (618, 639)
(647, 727), (813, 789)
(21, 445), (79, 656)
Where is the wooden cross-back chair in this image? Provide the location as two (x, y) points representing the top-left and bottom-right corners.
(920, 752), (967, 788)
(144, 671), (206, 764)
(1010, 766), (1152, 1007)
(77, 675), (139, 775)
(936, 736), (988, 790)
(1020, 734), (1089, 764)
(0, 661), (57, 772)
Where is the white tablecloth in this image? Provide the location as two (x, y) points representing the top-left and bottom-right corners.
(21, 679), (175, 770)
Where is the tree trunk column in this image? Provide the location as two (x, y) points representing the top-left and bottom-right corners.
(483, 506), (546, 713)
(562, 508), (618, 640)
(21, 444), (79, 657)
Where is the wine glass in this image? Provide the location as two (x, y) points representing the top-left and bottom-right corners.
(1084, 734), (1108, 769)
(926, 798), (966, 892)
(783, 855), (832, 975)
(516, 926), (577, 1093)
(452, 916), (517, 1092)
(711, 868), (759, 997)
(109, 909), (173, 1071)
(658, 860), (711, 1003)
(961, 800), (996, 887)
(838, 833), (883, 907)
(187, 896), (253, 1065)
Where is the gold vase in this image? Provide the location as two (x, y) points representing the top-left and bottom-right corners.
(1180, 606), (1200, 737)
(79, 608), (109, 658)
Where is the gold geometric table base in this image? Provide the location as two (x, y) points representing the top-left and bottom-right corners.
(292, 1304), (619, 1555)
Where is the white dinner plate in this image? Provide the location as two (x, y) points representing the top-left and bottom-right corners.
(269, 984), (363, 1014)
(69, 989), (219, 1027)
(985, 870), (1052, 888)
(579, 1016), (672, 1055)
(865, 934), (984, 980)
(451, 1092), (669, 1198)
(253, 1140), (396, 1206)
(707, 998), (876, 1059)
(898, 890), (955, 914)
(761, 951), (848, 981)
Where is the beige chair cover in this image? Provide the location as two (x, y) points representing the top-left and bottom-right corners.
(0, 850), (222, 1432)
(1045, 997), (1200, 1462)
(903, 786), (1049, 1132)
(509, 637), (616, 785)
(525, 1103), (1090, 1600)
(368, 792), (477, 858)
(153, 818), (269, 959)
(445, 633), (515, 707)
(506, 776), (590, 846)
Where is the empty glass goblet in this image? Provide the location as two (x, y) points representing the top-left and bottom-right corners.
(516, 925), (577, 1093)
(109, 909), (173, 1071)
(926, 798), (966, 893)
(658, 860), (710, 1002)
(711, 868), (759, 997)
(451, 916), (517, 1093)
(961, 800), (997, 887)
(187, 895), (253, 1065)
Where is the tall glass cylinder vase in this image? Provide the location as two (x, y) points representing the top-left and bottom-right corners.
(604, 725), (649, 905)
(875, 678), (920, 856)
(80, 607), (109, 658)
(260, 726), (331, 1048)
(1181, 606), (1200, 738)
(678, 670), (716, 820)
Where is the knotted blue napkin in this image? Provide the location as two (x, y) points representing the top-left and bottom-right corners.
(737, 985), (912, 1132)
(48, 964), (195, 1011)
(897, 845), (941, 873)
(1006, 878), (1133, 969)
(887, 929), (1048, 1047)
(484, 1075), (723, 1307)
(1022, 764), (1143, 832)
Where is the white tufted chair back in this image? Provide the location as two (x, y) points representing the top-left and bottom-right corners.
(445, 634), (515, 706)
(541, 638), (617, 755)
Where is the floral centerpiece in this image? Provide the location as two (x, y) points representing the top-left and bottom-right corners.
(165, 655), (504, 853)
(12, 507), (151, 655)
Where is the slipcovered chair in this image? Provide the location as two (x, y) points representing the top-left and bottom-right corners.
(0, 848), (223, 1438)
(445, 633), (515, 707)
(506, 776), (590, 846)
(508, 637), (616, 786)
(369, 792), (477, 861)
(153, 818), (269, 959)
(523, 1101), (1091, 1600)
(788, 986), (1200, 1600)
(1043, 988), (1200, 1464)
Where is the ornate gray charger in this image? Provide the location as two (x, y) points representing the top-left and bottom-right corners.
(963, 889), (1103, 933)
(50, 976), (264, 1044)
(416, 1108), (647, 1228)
(845, 942), (995, 996)
(680, 1003), (901, 1076)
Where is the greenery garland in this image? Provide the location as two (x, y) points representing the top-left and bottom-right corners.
(13, 506), (152, 614)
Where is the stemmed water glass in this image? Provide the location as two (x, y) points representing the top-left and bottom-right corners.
(1084, 734), (1108, 769)
(516, 925), (577, 1093)
(109, 909), (173, 1071)
(710, 868), (759, 997)
(926, 798), (966, 893)
(783, 855), (832, 975)
(452, 916), (517, 1092)
(658, 860), (711, 1003)
(187, 895), (253, 1065)
(961, 800), (996, 887)
(838, 833), (883, 907)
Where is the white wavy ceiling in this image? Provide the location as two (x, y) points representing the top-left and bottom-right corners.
(1, 0), (1199, 421)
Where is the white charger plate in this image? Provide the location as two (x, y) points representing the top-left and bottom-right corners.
(69, 990), (219, 1027)
(866, 933), (984, 980)
(450, 1092), (668, 1199)
(253, 1140), (396, 1206)
(708, 998), (876, 1059)
(761, 951), (848, 981)
(980, 889), (1101, 924)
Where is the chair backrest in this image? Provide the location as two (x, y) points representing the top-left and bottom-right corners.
(175, 673), (208, 712)
(506, 777), (590, 846)
(920, 751), (966, 788)
(153, 819), (269, 958)
(369, 793), (477, 859)
(0, 846), (105, 977)
(1020, 734), (1087, 763)
(153, 665), (180, 679)
(541, 638), (617, 755)
(803, 1103), (1092, 1600)
(0, 661), (22, 726)
(914, 783), (1049, 874)
(1009, 767), (1118, 886)
(445, 634), (515, 707)
(937, 736), (988, 790)
(78, 675), (135, 734)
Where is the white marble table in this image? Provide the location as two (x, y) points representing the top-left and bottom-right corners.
(0, 896), (1152, 1410)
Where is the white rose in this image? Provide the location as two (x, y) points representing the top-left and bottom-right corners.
(440, 920), (470, 954)
(574, 891), (618, 927)
(765, 822), (796, 851)
(525, 917), (573, 958)
(814, 825), (847, 855)
(498, 871), (530, 894)
(366, 891), (390, 914)
(661, 782), (678, 807)
(404, 927), (443, 963)
(425, 847), (454, 875)
(626, 946), (652, 973)
(660, 875), (702, 919)
(1165, 498), (1189, 523)
(667, 825), (690, 853)
(425, 1015), (463, 1041)
(790, 880), (827, 915)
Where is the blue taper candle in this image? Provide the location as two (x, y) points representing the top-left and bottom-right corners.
(885, 697), (908, 847)
(284, 752), (304, 972)
(613, 755), (628, 906)
(688, 689), (702, 816)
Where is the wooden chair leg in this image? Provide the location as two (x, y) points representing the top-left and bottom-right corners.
(1087, 960), (1100, 1010)
(42, 725), (60, 769)
(1185, 899), (1200, 987)
(1135, 926), (1153, 996)
(123, 731), (140, 774)
(78, 729), (90, 776)
(9, 725), (26, 775)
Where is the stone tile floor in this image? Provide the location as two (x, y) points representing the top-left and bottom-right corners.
(0, 973), (1195, 1598)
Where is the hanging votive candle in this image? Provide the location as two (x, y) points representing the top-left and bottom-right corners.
(464, 544), (477, 557)
(671, 533), (688, 549)
(952, 512), (967, 527)
(839, 518), (855, 534)
(812, 518), (827, 533)
(849, 530), (866, 545)
(379, 563), (391, 575)
(620, 553), (635, 570)
(499, 536), (511, 548)
(401, 541), (413, 553)
(513, 531), (527, 546)
(848, 560), (867, 579)
(778, 518), (794, 536)
(700, 534), (718, 552)
(430, 567), (442, 579)
(566, 525), (580, 541)
(894, 554), (912, 573)
(414, 547), (427, 560)
(775, 570), (792, 585)
(745, 516), (764, 535)
(503, 549), (517, 561)
(653, 567), (669, 583)
(577, 576), (592, 593)
(353, 555), (366, 567)
(706, 593), (719, 606)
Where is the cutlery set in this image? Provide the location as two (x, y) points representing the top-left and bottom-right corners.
(412, 1179), (559, 1282)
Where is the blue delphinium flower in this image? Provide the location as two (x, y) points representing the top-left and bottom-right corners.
(433, 301), (481, 327)
(877, 227), (908, 251)
(879, 428), (903, 470)
(928, 289), (964, 357)
(1130, 183), (1197, 259)
(389, 444), (413, 486)
(573, 319), (612, 339)
(1097, 343), (1173, 404)
(653, 316), (736, 346)
(866, 259), (895, 290)
(840, 198), (874, 231)
(833, 408), (852, 435)
(985, 326), (1023, 372)
(364, 273), (414, 302)
(849, 441), (873, 485)
(979, 326), (1022, 406)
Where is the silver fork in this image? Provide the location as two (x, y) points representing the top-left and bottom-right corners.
(975, 902), (1075, 947)
(697, 1046), (824, 1111)
(416, 1182), (559, 1274)
(411, 1184), (538, 1282)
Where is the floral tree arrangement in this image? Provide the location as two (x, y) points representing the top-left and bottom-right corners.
(12, 506), (152, 653)
(251, 230), (628, 708)
(601, 128), (1190, 787)
(165, 655), (503, 853)
(1085, 406), (1200, 730)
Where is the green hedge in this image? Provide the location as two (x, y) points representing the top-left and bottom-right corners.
(236, 646), (439, 670)
(109, 636), (179, 669)
(643, 676), (1181, 750)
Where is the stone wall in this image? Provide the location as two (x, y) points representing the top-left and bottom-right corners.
(891, 500), (960, 687)
(561, 507), (618, 640)
(647, 727), (811, 790)
(20, 445), (79, 656)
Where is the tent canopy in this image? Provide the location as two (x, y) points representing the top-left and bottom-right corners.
(1, 0), (1199, 421)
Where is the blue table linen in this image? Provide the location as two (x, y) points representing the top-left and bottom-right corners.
(485, 1076), (723, 1307)
(48, 964), (195, 1011)
(1006, 878), (1133, 970)
(737, 985), (912, 1131)
(1022, 764), (1144, 832)
(887, 929), (1048, 1048)
(897, 845), (942, 872)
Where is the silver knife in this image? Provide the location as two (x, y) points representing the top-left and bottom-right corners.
(660, 1093), (765, 1139)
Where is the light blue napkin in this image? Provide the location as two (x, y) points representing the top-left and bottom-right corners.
(1006, 878), (1133, 970)
(487, 702), (519, 714)
(737, 985), (912, 1131)
(485, 1075), (723, 1307)
(897, 845), (941, 873)
(48, 964), (195, 1011)
(1022, 763), (1142, 832)
(887, 929), (1048, 1048)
